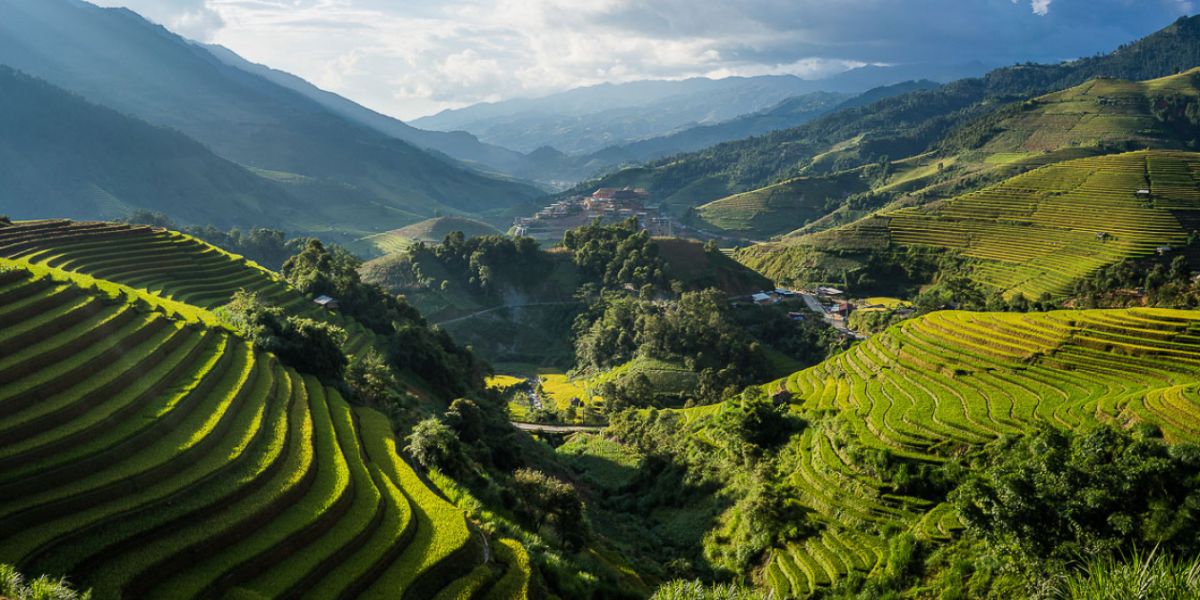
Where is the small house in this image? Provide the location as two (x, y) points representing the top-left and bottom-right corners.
(313, 295), (339, 310)
(774, 288), (796, 297)
(752, 292), (774, 305)
(1157, 246), (1172, 256)
(1135, 189), (1152, 199)
(787, 311), (807, 321)
(771, 388), (793, 406)
(817, 286), (844, 297)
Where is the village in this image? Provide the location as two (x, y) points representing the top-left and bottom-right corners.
(740, 285), (913, 341)
(511, 187), (675, 241)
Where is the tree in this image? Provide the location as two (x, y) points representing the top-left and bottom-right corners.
(220, 290), (347, 381)
(445, 398), (485, 443)
(405, 418), (461, 473)
(512, 469), (587, 550)
(345, 349), (407, 409)
(951, 426), (1200, 563)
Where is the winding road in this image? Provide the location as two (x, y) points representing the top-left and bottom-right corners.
(512, 422), (605, 434)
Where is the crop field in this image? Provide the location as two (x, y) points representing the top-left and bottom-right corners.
(676, 306), (1200, 597)
(742, 150), (1200, 297)
(878, 151), (1200, 297)
(0, 260), (528, 598)
(0, 220), (380, 358)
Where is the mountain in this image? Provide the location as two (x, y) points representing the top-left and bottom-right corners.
(0, 0), (541, 235)
(202, 44), (555, 186)
(570, 15), (1200, 217)
(0, 66), (295, 229)
(411, 64), (987, 155)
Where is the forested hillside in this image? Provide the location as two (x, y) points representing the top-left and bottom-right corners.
(0, 68), (302, 230)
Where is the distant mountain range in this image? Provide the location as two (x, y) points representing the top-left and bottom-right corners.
(570, 15), (1200, 216)
(0, 0), (540, 238)
(411, 63), (989, 156)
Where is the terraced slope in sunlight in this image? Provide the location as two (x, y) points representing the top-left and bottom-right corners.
(0, 219), (381, 357)
(0, 264), (529, 599)
(680, 306), (1200, 597)
(738, 150), (1200, 297)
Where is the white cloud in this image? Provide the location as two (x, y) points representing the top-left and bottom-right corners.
(89, 0), (1194, 120)
(94, 0), (224, 40)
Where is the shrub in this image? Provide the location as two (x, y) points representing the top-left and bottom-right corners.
(0, 564), (91, 600)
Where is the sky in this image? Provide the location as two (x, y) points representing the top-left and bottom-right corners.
(91, 0), (1194, 120)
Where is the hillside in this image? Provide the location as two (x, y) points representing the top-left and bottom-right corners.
(351, 217), (504, 258)
(758, 306), (1200, 595)
(0, 220), (389, 360)
(738, 150), (1200, 298)
(0, 0), (540, 235)
(0, 67), (300, 230)
(0, 228), (530, 598)
(694, 171), (870, 239)
(568, 15), (1200, 217)
(570, 305), (1200, 597)
(202, 44), (554, 186)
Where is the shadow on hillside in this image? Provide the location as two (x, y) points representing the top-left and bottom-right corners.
(564, 444), (730, 580)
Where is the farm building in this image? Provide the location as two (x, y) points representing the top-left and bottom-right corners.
(1135, 189), (1152, 198)
(313, 294), (339, 310)
(752, 292), (775, 305)
(817, 286), (844, 297)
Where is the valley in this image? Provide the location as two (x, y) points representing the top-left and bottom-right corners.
(4, 3), (1200, 600)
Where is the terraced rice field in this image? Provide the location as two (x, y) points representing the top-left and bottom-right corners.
(690, 306), (1200, 597)
(0, 260), (530, 598)
(0, 220), (379, 358)
(879, 150), (1200, 298)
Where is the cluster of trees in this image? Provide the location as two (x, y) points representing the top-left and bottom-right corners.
(574, 290), (770, 405)
(604, 388), (808, 578)
(404, 397), (590, 553)
(1073, 254), (1198, 308)
(563, 218), (666, 292)
(221, 290), (348, 382)
(819, 424), (1200, 598)
(403, 232), (549, 298)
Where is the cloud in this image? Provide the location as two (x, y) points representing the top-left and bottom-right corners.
(88, 0), (1195, 120)
(93, 0), (224, 40)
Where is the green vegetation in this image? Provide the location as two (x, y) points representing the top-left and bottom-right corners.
(694, 171), (869, 239)
(571, 15), (1200, 218)
(0, 564), (90, 600)
(0, 261), (524, 599)
(351, 217), (503, 258)
(564, 305), (1200, 597)
(739, 150), (1200, 300)
(1054, 550), (1200, 600)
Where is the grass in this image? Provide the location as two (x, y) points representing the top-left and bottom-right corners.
(1054, 548), (1200, 600)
